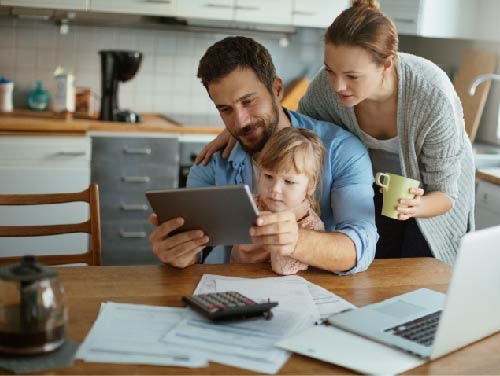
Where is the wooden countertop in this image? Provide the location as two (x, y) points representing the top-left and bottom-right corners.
(477, 168), (500, 185)
(0, 110), (223, 135)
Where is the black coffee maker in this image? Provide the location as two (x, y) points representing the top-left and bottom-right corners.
(99, 50), (142, 123)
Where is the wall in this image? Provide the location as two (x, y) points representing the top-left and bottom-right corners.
(0, 16), (323, 125)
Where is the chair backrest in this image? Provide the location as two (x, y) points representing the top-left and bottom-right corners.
(0, 184), (101, 266)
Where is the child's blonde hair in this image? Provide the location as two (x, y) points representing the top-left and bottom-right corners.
(257, 127), (326, 213)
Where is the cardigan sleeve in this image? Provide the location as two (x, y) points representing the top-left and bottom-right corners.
(418, 87), (464, 201)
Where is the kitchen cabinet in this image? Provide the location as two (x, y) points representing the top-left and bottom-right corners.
(0, 0), (88, 10)
(379, 0), (477, 39)
(0, 136), (91, 258)
(233, 0), (292, 25)
(475, 179), (500, 230)
(292, 0), (349, 28)
(88, 0), (176, 16)
(91, 135), (179, 265)
(178, 0), (293, 26)
(176, 0), (234, 21)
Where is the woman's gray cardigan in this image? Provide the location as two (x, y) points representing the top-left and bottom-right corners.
(298, 52), (475, 265)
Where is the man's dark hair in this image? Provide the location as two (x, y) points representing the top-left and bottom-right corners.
(197, 36), (276, 94)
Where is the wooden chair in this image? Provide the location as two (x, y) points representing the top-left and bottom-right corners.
(0, 183), (102, 266)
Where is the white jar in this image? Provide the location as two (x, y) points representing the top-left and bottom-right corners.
(0, 81), (14, 112)
(53, 72), (75, 113)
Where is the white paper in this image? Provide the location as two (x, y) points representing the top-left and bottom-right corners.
(276, 325), (425, 375)
(215, 278), (320, 323)
(162, 308), (307, 374)
(195, 274), (355, 319)
(76, 302), (207, 368)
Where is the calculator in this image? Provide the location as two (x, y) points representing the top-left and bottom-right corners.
(182, 291), (278, 321)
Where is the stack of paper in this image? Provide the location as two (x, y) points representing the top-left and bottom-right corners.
(77, 274), (355, 374)
(76, 302), (207, 367)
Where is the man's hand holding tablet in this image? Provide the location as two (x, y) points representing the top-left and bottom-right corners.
(146, 185), (259, 268)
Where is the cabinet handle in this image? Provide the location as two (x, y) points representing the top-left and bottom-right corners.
(234, 5), (260, 10)
(123, 146), (152, 155)
(141, 0), (171, 3)
(204, 3), (232, 9)
(120, 230), (147, 238)
(56, 151), (87, 156)
(292, 10), (316, 16)
(122, 176), (151, 183)
(393, 18), (416, 24)
(120, 203), (149, 211)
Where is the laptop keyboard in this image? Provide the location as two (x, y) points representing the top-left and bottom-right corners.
(384, 310), (442, 347)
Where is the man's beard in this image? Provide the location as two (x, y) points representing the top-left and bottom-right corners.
(230, 103), (280, 155)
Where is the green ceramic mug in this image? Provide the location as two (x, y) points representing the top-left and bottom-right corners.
(375, 172), (421, 219)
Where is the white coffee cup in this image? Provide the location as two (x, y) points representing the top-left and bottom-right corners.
(0, 81), (14, 112)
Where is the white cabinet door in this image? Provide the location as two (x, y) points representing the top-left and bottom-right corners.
(292, 0), (349, 28)
(234, 0), (292, 25)
(89, 0), (176, 16)
(0, 0), (88, 10)
(419, 0), (477, 39)
(0, 136), (91, 258)
(475, 179), (500, 230)
(176, 0), (234, 21)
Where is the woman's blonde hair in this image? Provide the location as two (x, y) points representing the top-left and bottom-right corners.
(324, 0), (398, 66)
(257, 127), (326, 213)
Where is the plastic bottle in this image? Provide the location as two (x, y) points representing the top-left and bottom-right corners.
(26, 81), (50, 111)
(0, 76), (14, 112)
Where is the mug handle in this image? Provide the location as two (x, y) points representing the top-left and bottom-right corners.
(375, 172), (390, 190)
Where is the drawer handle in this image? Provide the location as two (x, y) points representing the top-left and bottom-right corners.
(393, 18), (416, 24)
(204, 3), (232, 9)
(56, 151), (87, 156)
(293, 10), (316, 16)
(141, 0), (171, 3)
(234, 5), (259, 10)
(123, 146), (152, 155)
(122, 176), (151, 183)
(120, 230), (147, 238)
(120, 203), (148, 211)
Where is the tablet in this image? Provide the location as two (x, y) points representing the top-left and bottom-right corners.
(145, 185), (259, 246)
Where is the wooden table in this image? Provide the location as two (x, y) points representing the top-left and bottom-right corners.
(32, 259), (500, 374)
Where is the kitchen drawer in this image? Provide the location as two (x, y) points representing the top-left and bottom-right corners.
(101, 220), (159, 265)
(92, 162), (177, 193)
(0, 136), (90, 163)
(99, 191), (152, 221)
(475, 179), (500, 230)
(234, 0), (292, 25)
(379, 0), (421, 35)
(89, 0), (176, 16)
(176, 0), (233, 21)
(92, 137), (178, 165)
(476, 180), (500, 211)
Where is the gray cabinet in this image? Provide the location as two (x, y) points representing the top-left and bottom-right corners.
(91, 135), (179, 265)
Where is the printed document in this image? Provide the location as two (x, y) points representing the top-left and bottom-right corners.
(76, 302), (207, 367)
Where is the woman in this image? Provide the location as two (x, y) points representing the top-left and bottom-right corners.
(197, 0), (475, 265)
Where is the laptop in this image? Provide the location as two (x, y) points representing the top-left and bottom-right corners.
(328, 225), (500, 360)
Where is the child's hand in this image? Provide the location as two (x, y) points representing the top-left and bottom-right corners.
(251, 211), (299, 256)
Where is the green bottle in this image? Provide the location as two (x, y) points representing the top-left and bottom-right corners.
(26, 80), (50, 111)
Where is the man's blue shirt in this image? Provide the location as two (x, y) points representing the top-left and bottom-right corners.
(187, 109), (377, 274)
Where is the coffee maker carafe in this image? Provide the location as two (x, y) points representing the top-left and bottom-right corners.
(0, 256), (67, 355)
(99, 50), (142, 123)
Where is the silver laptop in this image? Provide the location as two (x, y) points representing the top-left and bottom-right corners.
(328, 225), (500, 359)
